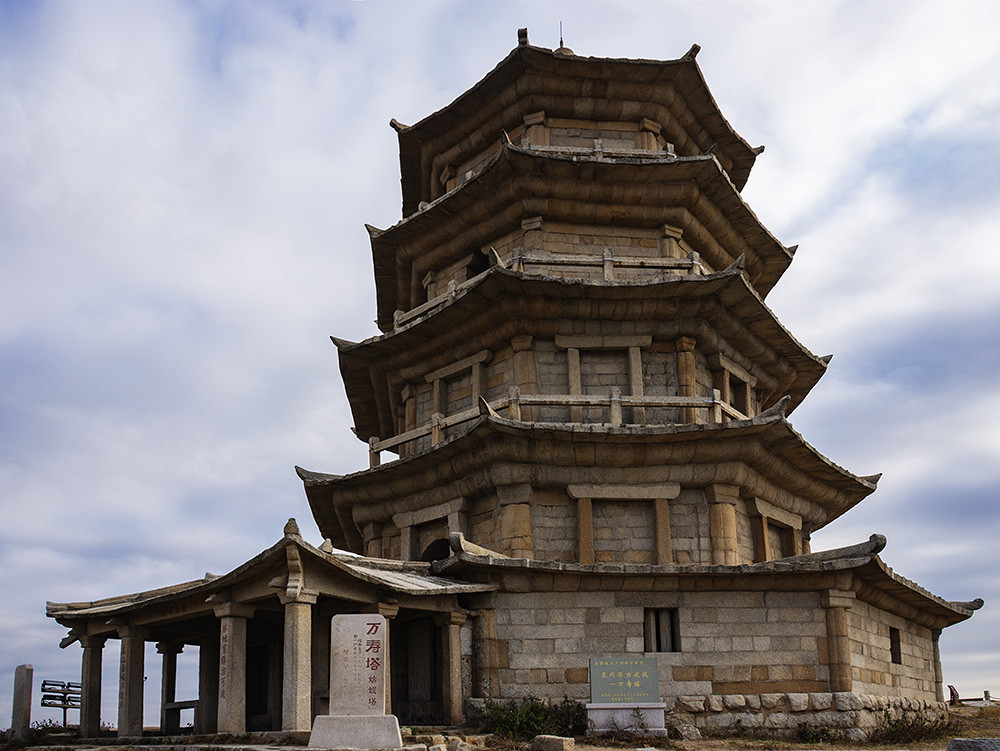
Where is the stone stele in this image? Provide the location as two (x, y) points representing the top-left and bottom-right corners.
(308, 614), (402, 749)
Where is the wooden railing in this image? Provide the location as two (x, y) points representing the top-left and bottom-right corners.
(392, 250), (704, 329)
(367, 386), (747, 468)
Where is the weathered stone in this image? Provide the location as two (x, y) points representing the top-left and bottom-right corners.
(833, 692), (864, 711)
(706, 694), (724, 712)
(531, 734), (574, 751)
(787, 693), (809, 712)
(722, 694), (746, 709)
(809, 692), (833, 711)
(673, 723), (702, 740)
(760, 693), (784, 709)
(677, 695), (706, 713)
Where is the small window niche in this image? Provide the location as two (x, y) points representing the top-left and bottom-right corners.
(889, 627), (902, 665)
(644, 608), (681, 652)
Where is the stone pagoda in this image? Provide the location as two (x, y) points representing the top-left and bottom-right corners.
(49, 31), (980, 740)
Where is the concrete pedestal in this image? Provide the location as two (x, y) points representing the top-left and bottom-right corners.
(586, 702), (667, 736)
(308, 714), (403, 749)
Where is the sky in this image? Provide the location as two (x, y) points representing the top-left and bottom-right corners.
(2, 0), (1000, 729)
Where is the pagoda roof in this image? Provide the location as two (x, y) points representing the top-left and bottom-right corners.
(372, 144), (793, 331)
(297, 403), (877, 554)
(337, 265), (828, 443)
(433, 533), (983, 630)
(46, 521), (493, 636)
(393, 41), (761, 216)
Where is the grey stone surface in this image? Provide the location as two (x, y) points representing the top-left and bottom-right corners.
(531, 735), (574, 751)
(11, 664), (32, 740)
(948, 740), (1000, 751)
(788, 693), (810, 712)
(674, 724), (702, 740)
(308, 714), (403, 749)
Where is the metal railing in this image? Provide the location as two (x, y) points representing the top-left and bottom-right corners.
(367, 386), (747, 468)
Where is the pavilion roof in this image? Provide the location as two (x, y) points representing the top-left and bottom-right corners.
(393, 40), (761, 217)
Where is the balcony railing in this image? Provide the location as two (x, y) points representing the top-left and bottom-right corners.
(367, 386), (747, 468)
(393, 249), (704, 329)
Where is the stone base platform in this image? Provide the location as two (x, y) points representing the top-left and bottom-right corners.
(308, 714), (403, 749)
(586, 702), (667, 736)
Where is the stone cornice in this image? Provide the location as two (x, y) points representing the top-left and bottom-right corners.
(372, 145), (791, 330)
(338, 266), (826, 441)
(300, 411), (876, 553)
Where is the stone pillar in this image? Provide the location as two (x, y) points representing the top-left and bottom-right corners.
(752, 516), (771, 562)
(637, 117), (662, 150)
(932, 629), (944, 702)
(196, 623), (219, 734)
(497, 484), (533, 558)
(471, 608), (503, 698)
(822, 589), (855, 693)
(79, 637), (106, 738)
(117, 626), (146, 737)
(435, 612), (467, 726)
(522, 111), (548, 147)
(577, 498), (594, 564)
(706, 484), (740, 565)
(628, 345), (645, 423)
(11, 664), (32, 740)
(511, 335), (539, 421)
(214, 602), (255, 734)
(566, 347), (582, 422)
(157, 642), (183, 735)
(280, 593), (317, 731)
(675, 336), (698, 423)
(653, 498), (673, 565)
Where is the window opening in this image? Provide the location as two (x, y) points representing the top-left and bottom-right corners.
(643, 608), (680, 652)
(889, 627), (902, 664)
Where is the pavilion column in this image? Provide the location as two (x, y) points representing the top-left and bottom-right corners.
(196, 622), (219, 734)
(214, 603), (255, 734)
(157, 642), (183, 735)
(435, 612), (467, 726)
(653, 498), (673, 565)
(363, 603), (399, 713)
(706, 484), (740, 565)
(511, 335), (539, 421)
(117, 625), (147, 737)
(932, 628), (944, 702)
(79, 635), (107, 738)
(577, 498), (594, 564)
(822, 589), (855, 693)
(675, 336), (698, 423)
(280, 592), (317, 731)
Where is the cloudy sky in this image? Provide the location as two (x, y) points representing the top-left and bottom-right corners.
(3, 0), (999, 728)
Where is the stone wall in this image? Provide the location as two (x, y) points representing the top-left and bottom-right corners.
(849, 600), (938, 701)
(667, 690), (948, 741)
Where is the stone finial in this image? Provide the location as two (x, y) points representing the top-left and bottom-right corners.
(517, 28), (529, 46)
(283, 518), (301, 537)
(320, 538), (335, 553)
(683, 43), (701, 60)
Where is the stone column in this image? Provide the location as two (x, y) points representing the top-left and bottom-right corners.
(157, 642), (183, 735)
(497, 484), (534, 558)
(280, 592), (317, 731)
(752, 516), (771, 562)
(117, 626), (146, 737)
(11, 664), (32, 740)
(706, 484), (740, 565)
(214, 603), (255, 734)
(675, 336), (698, 423)
(577, 498), (594, 564)
(511, 335), (539, 421)
(822, 589), (855, 693)
(522, 111), (548, 147)
(79, 636), (106, 738)
(566, 347), (582, 422)
(932, 629), (944, 702)
(435, 612), (468, 726)
(196, 623), (219, 734)
(653, 498), (673, 565)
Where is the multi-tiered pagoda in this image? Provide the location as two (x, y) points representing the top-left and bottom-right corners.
(49, 31), (980, 740)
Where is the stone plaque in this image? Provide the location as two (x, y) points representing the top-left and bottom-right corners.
(589, 657), (658, 703)
(330, 614), (387, 715)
